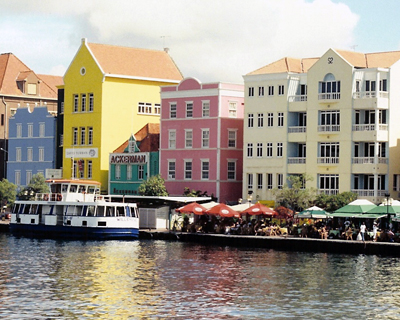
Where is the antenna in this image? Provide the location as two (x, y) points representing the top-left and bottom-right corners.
(160, 35), (170, 51)
(350, 45), (358, 51)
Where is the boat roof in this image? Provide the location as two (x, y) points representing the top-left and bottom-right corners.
(45, 179), (102, 186)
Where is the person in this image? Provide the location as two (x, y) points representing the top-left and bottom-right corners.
(373, 222), (378, 242)
(360, 222), (367, 242)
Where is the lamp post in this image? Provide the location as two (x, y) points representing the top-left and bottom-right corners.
(385, 192), (392, 223)
(0, 147), (8, 179)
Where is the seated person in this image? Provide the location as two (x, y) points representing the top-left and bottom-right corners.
(345, 227), (353, 240)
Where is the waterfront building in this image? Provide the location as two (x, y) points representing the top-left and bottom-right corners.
(7, 106), (57, 188)
(60, 38), (183, 192)
(160, 78), (244, 203)
(0, 53), (62, 179)
(243, 48), (400, 203)
(109, 123), (160, 195)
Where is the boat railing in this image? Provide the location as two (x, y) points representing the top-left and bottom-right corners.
(36, 193), (63, 201)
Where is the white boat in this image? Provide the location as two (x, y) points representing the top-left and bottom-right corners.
(9, 179), (139, 240)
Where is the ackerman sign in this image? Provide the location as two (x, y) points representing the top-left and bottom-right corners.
(110, 153), (147, 164)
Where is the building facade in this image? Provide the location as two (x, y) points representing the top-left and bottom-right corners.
(109, 123), (160, 195)
(7, 106), (57, 188)
(160, 78), (244, 203)
(61, 39), (183, 192)
(243, 48), (400, 203)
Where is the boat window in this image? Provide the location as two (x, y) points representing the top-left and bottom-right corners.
(105, 206), (115, 217)
(75, 206), (83, 216)
(49, 205), (54, 215)
(66, 205), (76, 215)
(12, 203), (20, 214)
(81, 206), (87, 216)
(116, 206), (125, 217)
(96, 206), (104, 217)
(70, 185), (78, 193)
(125, 206), (131, 217)
(18, 204), (25, 214)
(88, 186), (96, 194)
(62, 184), (68, 192)
(132, 207), (138, 218)
(23, 205), (30, 214)
(50, 184), (58, 193)
(30, 204), (39, 215)
(78, 185), (87, 193)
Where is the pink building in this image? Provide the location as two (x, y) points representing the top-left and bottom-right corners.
(160, 78), (244, 203)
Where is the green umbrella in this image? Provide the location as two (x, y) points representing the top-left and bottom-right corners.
(297, 206), (332, 219)
(334, 199), (376, 214)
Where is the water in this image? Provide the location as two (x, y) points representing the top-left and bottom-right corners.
(0, 234), (400, 320)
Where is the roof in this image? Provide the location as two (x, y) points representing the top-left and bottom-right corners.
(86, 40), (183, 82)
(113, 123), (160, 153)
(247, 49), (400, 75)
(0, 53), (62, 97)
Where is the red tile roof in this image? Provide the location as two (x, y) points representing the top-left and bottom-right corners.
(113, 123), (160, 153)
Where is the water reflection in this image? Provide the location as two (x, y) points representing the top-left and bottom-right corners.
(1, 234), (400, 319)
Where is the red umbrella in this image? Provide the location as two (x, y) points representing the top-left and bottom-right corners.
(241, 202), (278, 216)
(175, 202), (207, 215)
(206, 203), (239, 218)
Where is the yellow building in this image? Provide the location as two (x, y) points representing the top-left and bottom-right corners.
(62, 38), (183, 192)
(243, 48), (400, 203)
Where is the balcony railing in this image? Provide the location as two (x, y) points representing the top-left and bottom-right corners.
(318, 189), (339, 195)
(288, 157), (306, 164)
(317, 157), (339, 164)
(318, 93), (340, 100)
(353, 91), (389, 99)
(288, 126), (306, 133)
(288, 95), (307, 102)
(351, 189), (388, 197)
(318, 125), (340, 132)
(352, 157), (388, 164)
(352, 124), (388, 131)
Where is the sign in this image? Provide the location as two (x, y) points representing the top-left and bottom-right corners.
(45, 169), (62, 179)
(65, 148), (98, 158)
(259, 200), (275, 208)
(110, 153), (147, 164)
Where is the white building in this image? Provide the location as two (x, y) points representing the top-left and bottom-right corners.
(243, 48), (400, 203)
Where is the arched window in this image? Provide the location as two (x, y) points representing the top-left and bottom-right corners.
(319, 73), (340, 99)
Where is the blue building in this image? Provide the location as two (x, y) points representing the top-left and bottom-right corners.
(7, 106), (57, 188)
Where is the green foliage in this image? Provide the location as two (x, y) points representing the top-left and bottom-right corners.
(18, 173), (49, 200)
(0, 178), (18, 206)
(183, 187), (208, 197)
(138, 175), (168, 196)
(315, 191), (357, 212)
(272, 174), (317, 211)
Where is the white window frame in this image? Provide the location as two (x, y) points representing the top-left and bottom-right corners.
(115, 164), (121, 180)
(26, 171), (32, 185)
(202, 129), (209, 148)
(15, 171), (21, 186)
(127, 165), (132, 180)
(170, 103), (177, 118)
(248, 173), (253, 190)
(278, 112), (284, 127)
(258, 86), (264, 97)
(229, 101), (237, 118)
(89, 93), (94, 112)
(185, 130), (193, 148)
(257, 113), (264, 128)
(88, 127), (93, 145)
(277, 174), (283, 189)
(201, 160), (209, 180)
(168, 160), (176, 180)
(184, 160), (192, 180)
(228, 130), (236, 148)
(268, 86), (274, 96)
(154, 104), (161, 114)
(73, 128), (78, 146)
(186, 102), (193, 118)
(81, 93), (86, 112)
(247, 143), (253, 158)
(80, 127), (86, 145)
(257, 143), (263, 158)
(168, 130), (176, 149)
(87, 160), (93, 179)
(16, 148), (21, 162)
(16, 123), (22, 138)
(257, 173), (263, 189)
(278, 85), (284, 95)
(277, 142), (283, 157)
(39, 123), (45, 137)
(27, 148), (33, 161)
(248, 87), (254, 97)
(202, 101), (210, 117)
(73, 94), (79, 112)
(27, 123), (33, 138)
(248, 113), (254, 128)
(266, 143), (273, 157)
(39, 147), (44, 162)
(227, 160), (236, 180)
(138, 165), (144, 180)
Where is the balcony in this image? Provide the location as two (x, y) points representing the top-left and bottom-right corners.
(352, 124), (388, 141)
(352, 157), (388, 164)
(288, 95), (307, 111)
(318, 189), (339, 195)
(351, 189), (387, 197)
(353, 91), (389, 109)
(318, 125), (340, 133)
(288, 126), (306, 133)
(288, 95), (307, 102)
(318, 93), (340, 101)
(288, 157), (306, 164)
(317, 157), (339, 164)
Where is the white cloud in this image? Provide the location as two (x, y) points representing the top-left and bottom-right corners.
(0, 0), (359, 82)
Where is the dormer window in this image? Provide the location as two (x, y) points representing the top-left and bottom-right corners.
(27, 83), (37, 95)
(319, 73), (340, 100)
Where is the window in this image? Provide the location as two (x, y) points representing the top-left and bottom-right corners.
(201, 161), (209, 179)
(229, 102), (237, 118)
(202, 101), (210, 117)
(185, 161), (192, 179)
(380, 79), (388, 92)
(127, 165), (132, 180)
(248, 113), (254, 128)
(319, 74), (340, 99)
(26, 171), (32, 185)
(15, 171), (21, 186)
(257, 113), (264, 127)
(248, 173), (253, 190)
(185, 130), (193, 148)
(154, 104), (161, 114)
(278, 85), (284, 95)
(257, 173), (263, 189)
(168, 161), (176, 179)
(365, 80), (376, 93)
(73, 94), (79, 112)
(60, 134), (63, 147)
(39, 147), (44, 162)
(278, 113), (284, 127)
(267, 174), (273, 189)
(88, 127), (93, 145)
(138, 165), (144, 180)
(81, 94), (86, 112)
(319, 142), (339, 163)
(228, 130), (236, 148)
(267, 113), (273, 127)
(138, 102), (151, 114)
(89, 93), (94, 112)
(16, 124), (22, 138)
(115, 164), (121, 180)
(186, 102), (193, 118)
(60, 102), (64, 114)
(28, 124), (33, 138)
(247, 143), (253, 157)
(170, 103), (177, 118)
(87, 160), (93, 179)
(258, 86), (264, 96)
(169, 130), (176, 149)
(319, 110), (340, 131)
(16, 148), (21, 162)
(268, 86), (274, 96)
(257, 143), (263, 157)
(266, 143), (273, 157)
(39, 123), (45, 137)
(277, 142), (283, 157)
(202, 129), (209, 148)
(27, 148), (33, 161)
(80, 127), (86, 145)
(227, 161), (236, 180)
(319, 174), (339, 194)
(394, 174), (400, 191)
(249, 87), (254, 97)
(73, 128), (78, 146)
(277, 174), (283, 189)
(78, 160), (84, 179)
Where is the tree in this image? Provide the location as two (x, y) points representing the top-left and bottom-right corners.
(18, 173), (49, 200)
(315, 191), (357, 212)
(0, 178), (18, 207)
(138, 175), (168, 196)
(272, 174), (317, 211)
(183, 187), (208, 197)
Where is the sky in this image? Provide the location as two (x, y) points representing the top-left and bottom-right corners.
(0, 0), (399, 84)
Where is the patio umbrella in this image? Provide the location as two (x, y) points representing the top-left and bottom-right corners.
(206, 203), (240, 218)
(333, 199), (377, 215)
(297, 206), (331, 219)
(175, 202), (207, 215)
(230, 202), (253, 213)
(366, 201), (400, 215)
(200, 201), (218, 210)
(240, 202), (277, 216)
